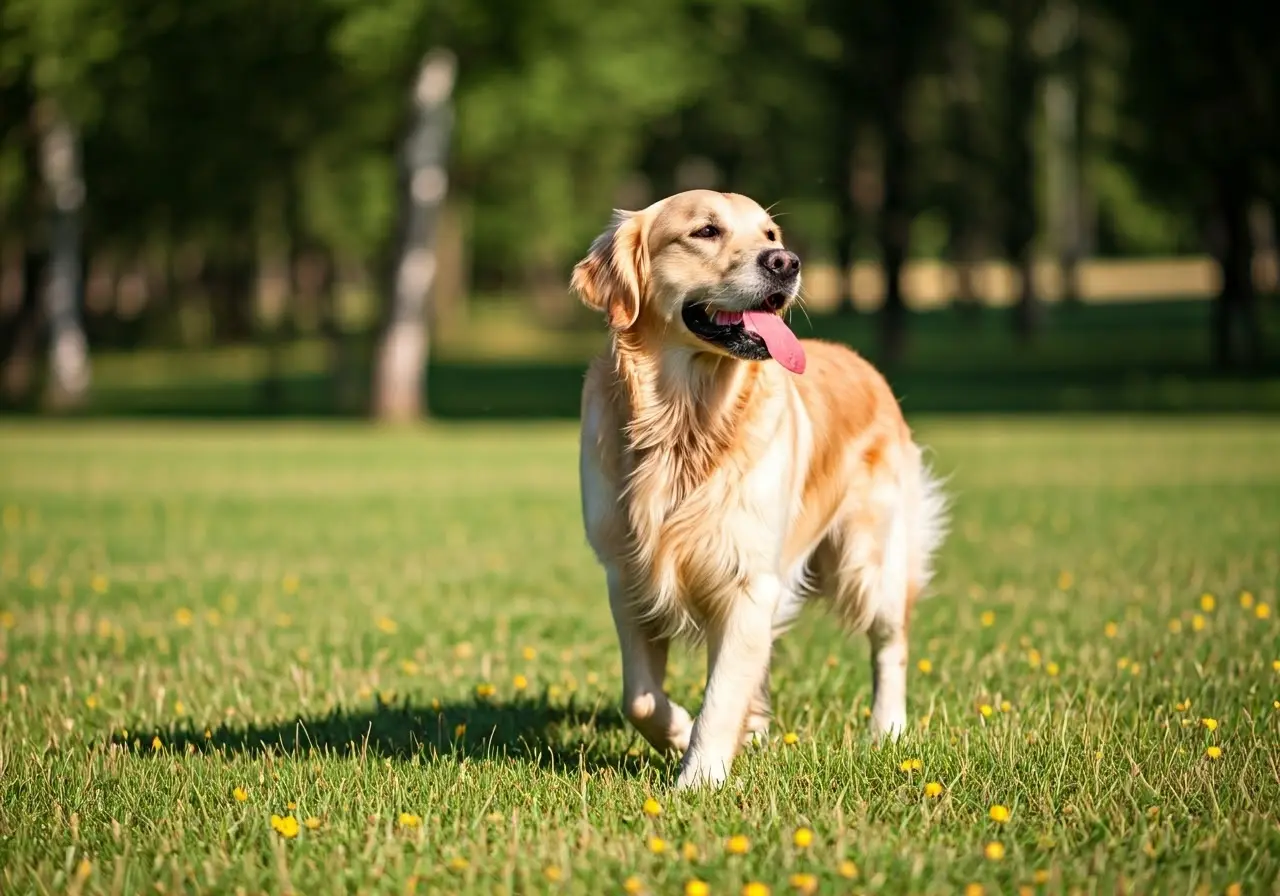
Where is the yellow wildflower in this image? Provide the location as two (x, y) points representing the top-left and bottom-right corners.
(475, 682), (496, 699)
(513, 674), (528, 691)
(1239, 592), (1254, 609)
(1201, 718), (1218, 731)
(685, 881), (709, 896)
(85, 695), (99, 709)
(304, 816), (321, 830)
(400, 660), (418, 675)
(917, 658), (933, 674)
(544, 866), (563, 883)
(1175, 699), (1191, 712)
(1046, 662), (1060, 677)
(521, 646), (537, 660)
(454, 641), (475, 659)
(1191, 614), (1206, 632)
(793, 827), (813, 848)
(965, 885), (984, 896)
(726, 834), (750, 854)
(174, 608), (193, 626)
(648, 837), (667, 855)
(1057, 571), (1073, 589)
(623, 877), (645, 895)
(1000, 700), (1012, 713)
(682, 843), (699, 861)
(233, 787), (248, 802)
(1168, 618), (1182, 633)
(642, 797), (662, 817)
(788, 873), (818, 894)
(1104, 621), (1118, 638)
(91, 574), (109, 594)
(1033, 869), (1051, 884)
(447, 856), (469, 872)
(1027, 649), (1042, 667)
(151, 736), (162, 751)
(743, 883), (771, 896)
(981, 610), (995, 627)
(925, 781), (944, 798)
(900, 758), (922, 772)
(984, 841), (1005, 861)
(1206, 746), (1222, 760)
(989, 804), (1011, 823)
(783, 731), (799, 745)
(270, 814), (299, 839)
(979, 704), (994, 718)
(838, 859), (859, 878)
(1258, 604), (1272, 619)
(1200, 593), (1215, 613)
(375, 616), (397, 634)
(398, 812), (421, 828)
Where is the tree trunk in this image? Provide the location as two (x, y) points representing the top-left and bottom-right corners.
(1005, 5), (1042, 339)
(878, 114), (910, 363)
(1212, 171), (1261, 369)
(37, 102), (91, 410)
(945, 13), (984, 318)
(372, 49), (457, 423)
(1044, 0), (1083, 306)
(833, 125), (858, 315)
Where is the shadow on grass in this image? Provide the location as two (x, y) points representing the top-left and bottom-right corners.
(113, 693), (651, 776)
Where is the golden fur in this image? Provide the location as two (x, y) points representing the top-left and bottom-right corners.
(572, 189), (946, 789)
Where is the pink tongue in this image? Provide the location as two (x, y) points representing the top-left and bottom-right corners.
(742, 311), (806, 374)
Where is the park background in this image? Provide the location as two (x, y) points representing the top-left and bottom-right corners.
(2, 0), (1277, 418)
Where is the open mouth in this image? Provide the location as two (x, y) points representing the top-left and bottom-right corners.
(680, 296), (806, 374)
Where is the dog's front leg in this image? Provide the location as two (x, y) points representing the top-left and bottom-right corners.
(676, 575), (780, 789)
(607, 567), (695, 754)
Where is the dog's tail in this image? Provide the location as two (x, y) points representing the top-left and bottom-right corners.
(904, 443), (950, 600)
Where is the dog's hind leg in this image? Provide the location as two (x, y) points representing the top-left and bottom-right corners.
(606, 567), (695, 754)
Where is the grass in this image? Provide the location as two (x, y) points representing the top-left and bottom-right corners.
(1, 418), (1278, 895)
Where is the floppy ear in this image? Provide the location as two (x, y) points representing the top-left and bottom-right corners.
(570, 210), (647, 330)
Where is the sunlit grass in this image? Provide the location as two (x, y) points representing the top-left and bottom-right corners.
(1, 418), (1277, 894)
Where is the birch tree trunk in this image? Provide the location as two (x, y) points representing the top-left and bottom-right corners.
(372, 49), (457, 422)
(38, 101), (91, 409)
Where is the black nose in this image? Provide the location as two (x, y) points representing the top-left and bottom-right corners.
(758, 248), (801, 279)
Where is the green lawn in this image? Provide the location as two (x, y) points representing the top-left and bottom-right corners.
(1, 419), (1278, 895)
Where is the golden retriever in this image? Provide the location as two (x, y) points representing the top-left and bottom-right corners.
(572, 189), (946, 789)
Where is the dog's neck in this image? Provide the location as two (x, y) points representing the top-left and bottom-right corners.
(610, 327), (759, 459)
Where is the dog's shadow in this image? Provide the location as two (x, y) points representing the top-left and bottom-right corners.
(117, 692), (650, 775)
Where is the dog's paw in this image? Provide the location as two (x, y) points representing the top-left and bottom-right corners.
(674, 752), (730, 791)
(869, 712), (908, 743)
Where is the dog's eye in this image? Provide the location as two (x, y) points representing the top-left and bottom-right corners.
(765, 229), (777, 242)
(691, 224), (721, 239)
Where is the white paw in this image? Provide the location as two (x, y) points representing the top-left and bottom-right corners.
(675, 752), (730, 790)
(870, 712), (907, 742)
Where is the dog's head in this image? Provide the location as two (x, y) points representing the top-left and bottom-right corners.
(571, 190), (806, 374)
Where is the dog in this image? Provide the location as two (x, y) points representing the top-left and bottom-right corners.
(571, 189), (947, 789)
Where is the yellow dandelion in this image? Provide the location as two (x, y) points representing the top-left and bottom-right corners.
(513, 674), (529, 691)
(1129, 663), (1141, 676)
(788, 873), (818, 894)
(1168, 618), (1183, 633)
(989, 804), (1011, 823)
(204, 728), (212, 739)
(1201, 718), (1218, 731)
(925, 781), (944, 798)
(521, 646), (537, 661)
(642, 797), (662, 817)
(1206, 746), (1222, 760)
(398, 812), (422, 828)
(1175, 698), (1192, 712)
(825, 654), (838, 668)
(1240, 592), (1255, 609)
(375, 616), (397, 634)
(1274, 700), (1280, 710)
(964, 885), (984, 896)
(743, 883), (771, 896)
(681, 842), (699, 861)
(726, 834), (750, 854)
(282, 574), (299, 594)
(793, 827), (813, 848)
(1199, 593), (1215, 613)
(984, 841), (1006, 861)
(174, 608), (193, 626)
(1258, 604), (1272, 619)
(900, 758), (923, 773)
(979, 704), (994, 718)
(544, 865), (564, 883)
(91, 574), (109, 594)
(1104, 621), (1118, 638)
(1117, 657), (1130, 670)
(1000, 700), (1012, 713)
(1191, 614), (1206, 632)
(1272, 660), (1280, 672)
(400, 660), (418, 675)
(917, 658), (933, 674)
(861, 706), (871, 719)
(783, 731), (799, 745)
(838, 859), (859, 879)
(1032, 869), (1051, 885)
(233, 786), (249, 802)
(1046, 662), (1060, 677)
(475, 682), (496, 699)
(624, 877), (645, 895)
(454, 722), (467, 738)
(447, 856), (469, 872)
(454, 641), (475, 659)
(74, 859), (91, 879)
(1027, 649), (1042, 668)
(1057, 571), (1073, 590)
(84, 695), (99, 710)
(151, 736), (162, 751)
(0, 610), (15, 630)
(981, 610), (996, 627)
(685, 881), (709, 896)
(270, 814), (300, 839)
(1226, 884), (1242, 896)
(304, 816), (321, 830)
(648, 837), (667, 854)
